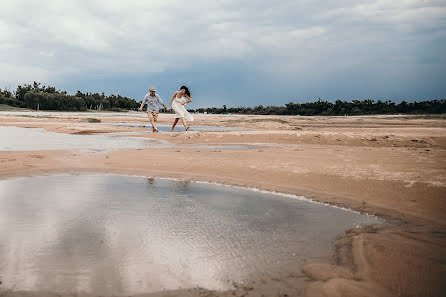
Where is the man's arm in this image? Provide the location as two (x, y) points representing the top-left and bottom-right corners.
(138, 95), (148, 111)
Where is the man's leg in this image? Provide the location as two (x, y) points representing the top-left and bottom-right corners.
(147, 111), (157, 132)
(152, 111), (159, 131)
(153, 111), (159, 122)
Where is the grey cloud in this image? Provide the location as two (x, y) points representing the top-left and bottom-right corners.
(0, 0), (444, 100)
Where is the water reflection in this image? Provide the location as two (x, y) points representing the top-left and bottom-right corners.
(107, 123), (244, 132)
(0, 126), (166, 151)
(0, 126), (256, 151)
(0, 175), (383, 295)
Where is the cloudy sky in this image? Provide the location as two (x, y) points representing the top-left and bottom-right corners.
(1, 0), (445, 107)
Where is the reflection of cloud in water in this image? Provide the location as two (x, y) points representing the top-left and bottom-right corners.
(0, 175), (383, 295)
(0, 176), (125, 293)
(107, 123), (246, 133)
(0, 126), (165, 151)
(0, 126), (257, 152)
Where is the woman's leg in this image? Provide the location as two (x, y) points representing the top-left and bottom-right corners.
(171, 118), (179, 131)
(180, 118), (189, 130)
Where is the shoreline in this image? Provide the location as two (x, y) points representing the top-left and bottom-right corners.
(0, 113), (445, 296)
(0, 170), (385, 220)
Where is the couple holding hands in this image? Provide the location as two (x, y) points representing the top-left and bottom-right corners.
(138, 85), (194, 132)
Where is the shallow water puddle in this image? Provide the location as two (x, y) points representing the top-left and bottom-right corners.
(0, 174), (383, 295)
(0, 126), (166, 151)
(0, 126), (257, 151)
(107, 123), (245, 132)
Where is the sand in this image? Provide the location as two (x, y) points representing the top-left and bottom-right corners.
(0, 112), (445, 297)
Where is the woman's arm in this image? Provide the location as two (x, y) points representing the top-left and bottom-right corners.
(168, 92), (177, 109)
(183, 94), (192, 105)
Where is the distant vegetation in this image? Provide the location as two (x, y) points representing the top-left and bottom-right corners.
(0, 104), (29, 111)
(0, 82), (139, 111)
(1, 82), (445, 115)
(190, 99), (445, 116)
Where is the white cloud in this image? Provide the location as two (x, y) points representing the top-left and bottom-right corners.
(319, 0), (446, 30)
(0, 0), (444, 90)
(0, 62), (50, 84)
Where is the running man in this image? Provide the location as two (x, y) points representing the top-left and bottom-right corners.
(138, 86), (168, 132)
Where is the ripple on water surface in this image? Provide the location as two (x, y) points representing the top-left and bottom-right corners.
(0, 175), (384, 295)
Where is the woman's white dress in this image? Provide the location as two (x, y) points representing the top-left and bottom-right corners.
(172, 96), (194, 121)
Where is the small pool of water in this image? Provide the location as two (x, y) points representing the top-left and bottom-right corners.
(107, 123), (245, 132)
(0, 126), (258, 151)
(0, 126), (167, 151)
(0, 174), (383, 295)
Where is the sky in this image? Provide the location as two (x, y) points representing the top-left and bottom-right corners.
(1, 0), (445, 108)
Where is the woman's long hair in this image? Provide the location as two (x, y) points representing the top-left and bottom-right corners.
(180, 85), (191, 97)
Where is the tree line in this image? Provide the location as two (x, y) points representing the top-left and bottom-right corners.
(1, 82), (445, 114)
(0, 82), (139, 111)
(190, 99), (445, 115)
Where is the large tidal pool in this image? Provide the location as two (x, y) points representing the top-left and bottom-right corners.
(0, 174), (383, 295)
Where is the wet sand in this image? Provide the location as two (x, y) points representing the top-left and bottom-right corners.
(0, 112), (445, 297)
